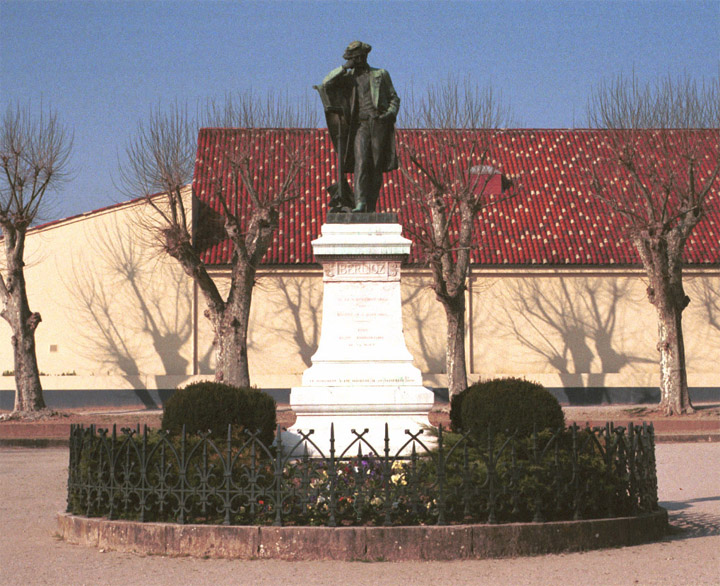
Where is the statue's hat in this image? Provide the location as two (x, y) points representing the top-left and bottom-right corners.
(343, 41), (372, 60)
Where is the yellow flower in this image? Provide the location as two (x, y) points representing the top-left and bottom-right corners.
(391, 473), (407, 486)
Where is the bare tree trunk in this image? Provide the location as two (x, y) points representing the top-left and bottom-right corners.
(585, 74), (719, 416)
(124, 120), (306, 389)
(0, 231), (46, 412)
(211, 264), (255, 387)
(650, 280), (693, 415)
(441, 292), (468, 399)
(214, 314), (251, 386)
(400, 122), (515, 404)
(11, 311), (45, 412)
(637, 231), (694, 415)
(657, 305), (692, 415)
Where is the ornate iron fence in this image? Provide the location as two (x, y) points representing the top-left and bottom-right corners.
(66, 422), (658, 527)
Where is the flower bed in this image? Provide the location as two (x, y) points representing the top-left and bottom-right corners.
(66, 422), (658, 527)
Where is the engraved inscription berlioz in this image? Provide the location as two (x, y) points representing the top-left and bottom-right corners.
(324, 260), (403, 282)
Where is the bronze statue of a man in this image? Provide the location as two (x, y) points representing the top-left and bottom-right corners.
(316, 41), (400, 213)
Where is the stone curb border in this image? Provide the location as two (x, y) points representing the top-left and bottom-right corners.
(58, 510), (668, 561)
(0, 438), (70, 448)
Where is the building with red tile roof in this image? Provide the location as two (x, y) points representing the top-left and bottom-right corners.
(0, 128), (717, 408)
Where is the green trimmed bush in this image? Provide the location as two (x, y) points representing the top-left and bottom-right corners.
(449, 390), (466, 432)
(453, 377), (564, 439)
(162, 381), (277, 445)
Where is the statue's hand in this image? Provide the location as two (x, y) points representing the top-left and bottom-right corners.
(378, 111), (396, 123)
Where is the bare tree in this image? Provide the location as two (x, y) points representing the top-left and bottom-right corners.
(120, 96), (313, 387)
(586, 73), (720, 414)
(0, 103), (72, 415)
(398, 78), (517, 398)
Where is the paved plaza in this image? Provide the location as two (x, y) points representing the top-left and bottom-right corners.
(0, 443), (718, 585)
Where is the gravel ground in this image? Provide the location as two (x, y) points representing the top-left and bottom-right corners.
(0, 444), (718, 585)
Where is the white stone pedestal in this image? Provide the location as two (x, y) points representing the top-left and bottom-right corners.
(284, 220), (435, 457)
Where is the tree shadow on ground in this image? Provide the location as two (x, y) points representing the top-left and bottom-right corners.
(661, 497), (720, 539)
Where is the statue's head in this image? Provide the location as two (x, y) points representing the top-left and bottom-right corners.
(343, 41), (371, 66)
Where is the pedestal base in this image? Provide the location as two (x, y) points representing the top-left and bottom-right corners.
(284, 386), (435, 457)
(285, 221), (435, 457)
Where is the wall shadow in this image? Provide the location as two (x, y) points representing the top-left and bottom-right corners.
(402, 279), (445, 374)
(63, 219), (193, 392)
(688, 276), (720, 339)
(496, 276), (654, 404)
(256, 274), (322, 369)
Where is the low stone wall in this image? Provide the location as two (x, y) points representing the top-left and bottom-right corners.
(3, 385), (720, 411)
(57, 510), (668, 561)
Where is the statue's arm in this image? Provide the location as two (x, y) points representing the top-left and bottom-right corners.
(382, 71), (400, 118)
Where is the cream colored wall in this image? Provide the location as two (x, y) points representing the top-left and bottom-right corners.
(400, 272), (446, 376)
(2, 198), (718, 393)
(0, 197), (195, 386)
(467, 268), (720, 388)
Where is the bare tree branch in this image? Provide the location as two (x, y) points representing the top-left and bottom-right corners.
(204, 90), (319, 129)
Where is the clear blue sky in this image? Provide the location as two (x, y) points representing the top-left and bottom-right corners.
(2, 0), (718, 221)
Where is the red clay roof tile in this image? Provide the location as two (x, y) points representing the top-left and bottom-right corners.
(192, 128), (719, 267)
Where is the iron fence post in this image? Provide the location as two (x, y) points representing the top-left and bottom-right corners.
(327, 423), (338, 527)
(435, 425), (446, 525)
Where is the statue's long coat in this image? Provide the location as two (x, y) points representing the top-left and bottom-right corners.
(316, 66), (400, 174)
